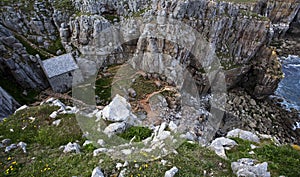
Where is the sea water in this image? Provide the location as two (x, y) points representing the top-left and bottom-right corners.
(275, 55), (300, 111)
(275, 55), (300, 130)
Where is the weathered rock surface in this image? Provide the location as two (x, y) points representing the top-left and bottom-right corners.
(0, 87), (20, 119)
(62, 142), (81, 153)
(231, 158), (270, 177)
(164, 166), (179, 177)
(101, 94), (136, 123)
(226, 129), (260, 143)
(64, 0), (298, 100)
(91, 166), (104, 177)
(0, 0), (299, 97)
(209, 137), (237, 159)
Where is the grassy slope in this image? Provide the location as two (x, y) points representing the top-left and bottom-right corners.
(0, 105), (299, 176)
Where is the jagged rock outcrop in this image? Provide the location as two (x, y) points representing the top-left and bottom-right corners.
(0, 24), (48, 90)
(0, 0), (299, 97)
(64, 0), (299, 99)
(0, 87), (20, 119)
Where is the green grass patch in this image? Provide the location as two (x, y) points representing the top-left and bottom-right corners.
(103, 14), (120, 23)
(14, 35), (48, 60)
(0, 104), (233, 176)
(227, 138), (300, 177)
(117, 126), (152, 142)
(125, 141), (233, 176)
(132, 76), (159, 100)
(35, 114), (83, 148)
(53, 0), (77, 13)
(47, 38), (65, 55)
(0, 105), (58, 143)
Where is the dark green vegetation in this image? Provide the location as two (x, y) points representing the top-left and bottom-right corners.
(103, 14), (120, 23)
(53, 0), (77, 13)
(0, 72), (38, 105)
(46, 38), (65, 55)
(14, 35), (48, 60)
(117, 126), (152, 142)
(227, 138), (300, 177)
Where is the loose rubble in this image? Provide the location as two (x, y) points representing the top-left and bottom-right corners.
(231, 158), (270, 177)
(61, 142), (81, 154)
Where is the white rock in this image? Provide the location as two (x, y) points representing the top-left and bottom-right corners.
(161, 159), (168, 166)
(116, 163), (123, 170)
(157, 131), (171, 140)
(121, 149), (132, 155)
(63, 106), (78, 114)
(45, 97), (55, 103)
(231, 158), (270, 177)
(5, 144), (17, 153)
(164, 166), (178, 177)
(52, 119), (61, 126)
(226, 129), (260, 143)
(83, 140), (93, 147)
(97, 139), (106, 146)
(17, 142), (27, 153)
(158, 122), (168, 135)
(168, 121), (178, 132)
(49, 111), (58, 119)
(2, 139), (11, 146)
(86, 109), (99, 118)
(95, 110), (103, 121)
(14, 105), (28, 114)
(52, 99), (66, 108)
(103, 122), (127, 137)
(118, 168), (127, 177)
(93, 148), (108, 156)
(102, 94), (132, 122)
(91, 167), (104, 177)
(258, 134), (280, 146)
(63, 142), (80, 153)
(209, 137), (237, 159)
(248, 151), (255, 155)
(123, 161), (129, 167)
(180, 132), (197, 141)
(250, 144), (257, 149)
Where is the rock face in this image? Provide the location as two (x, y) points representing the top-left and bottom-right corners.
(65, 0), (299, 99)
(231, 158), (270, 177)
(0, 24), (49, 90)
(0, 87), (20, 119)
(0, 0), (299, 98)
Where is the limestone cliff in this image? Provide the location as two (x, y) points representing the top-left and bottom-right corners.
(0, 0), (299, 99)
